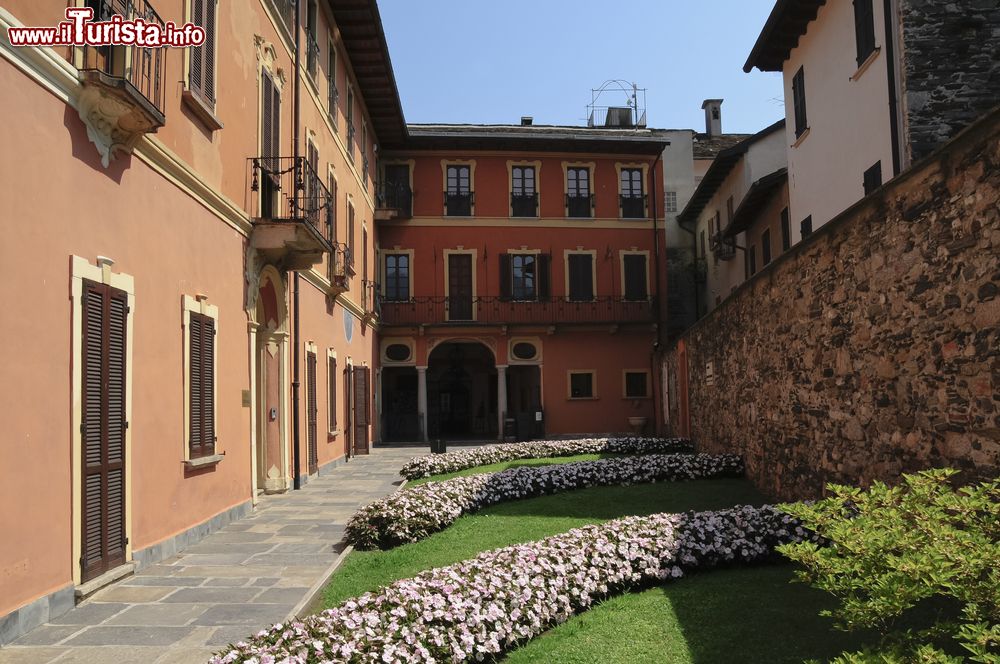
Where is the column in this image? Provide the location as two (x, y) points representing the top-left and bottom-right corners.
(416, 366), (428, 442)
(496, 365), (508, 441)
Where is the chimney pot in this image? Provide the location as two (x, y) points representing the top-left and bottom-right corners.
(701, 99), (723, 137)
(521, 116), (533, 126)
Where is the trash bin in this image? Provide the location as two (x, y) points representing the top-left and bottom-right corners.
(431, 439), (447, 454)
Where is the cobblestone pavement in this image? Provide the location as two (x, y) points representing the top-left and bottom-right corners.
(0, 446), (423, 664)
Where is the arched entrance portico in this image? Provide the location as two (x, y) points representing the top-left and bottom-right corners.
(427, 341), (497, 440)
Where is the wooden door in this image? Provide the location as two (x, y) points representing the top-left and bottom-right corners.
(447, 254), (473, 321)
(81, 280), (128, 583)
(306, 350), (318, 474)
(352, 365), (370, 454)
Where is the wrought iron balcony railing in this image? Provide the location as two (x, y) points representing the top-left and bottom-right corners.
(249, 156), (333, 248)
(566, 193), (594, 218)
(620, 193), (647, 219)
(710, 232), (737, 261)
(328, 242), (352, 290)
(269, 0), (295, 35)
(445, 192), (474, 216)
(379, 296), (654, 326)
(511, 193), (539, 217)
(80, 0), (166, 119)
(306, 34), (320, 80)
(376, 182), (413, 218)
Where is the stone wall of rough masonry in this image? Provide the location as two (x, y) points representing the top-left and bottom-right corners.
(664, 109), (999, 500)
(900, 0), (1000, 160)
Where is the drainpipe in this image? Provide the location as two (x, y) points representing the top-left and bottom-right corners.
(291, 0), (302, 490)
(649, 152), (663, 433)
(883, 0), (902, 177)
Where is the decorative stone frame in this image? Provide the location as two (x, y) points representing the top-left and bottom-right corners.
(381, 337), (416, 366)
(380, 248), (415, 301)
(622, 369), (652, 400)
(508, 337), (543, 365)
(182, 294), (223, 468)
(506, 160), (542, 218)
(441, 160), (477, 216)
(618, 248), (651, 301)
(70, 255), (135, 586)
(326, 348), (340, 437)
(615, 162), (650, 219)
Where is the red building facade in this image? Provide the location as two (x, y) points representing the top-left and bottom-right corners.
(373, 125), (668, 441)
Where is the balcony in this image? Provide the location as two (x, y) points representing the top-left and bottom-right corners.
(511, 193), (539, 218)
(77, 0), (166, 167)
(567, 193), (593, 218)
(380, 296), (654, 326)
(269, 0), (295, 38)
(306, 34), (320, 81)
(620, 193), (647, 219)
(445, 191), (474, 217)
(327, 242), (352, 294)
(710, 233), (737, 261)
(249, 156), (334, 271)
(376, 182), (413, 220)
(362, 280), (381, 322)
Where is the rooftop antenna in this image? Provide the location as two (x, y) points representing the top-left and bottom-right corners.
(587, 80), (647, 128)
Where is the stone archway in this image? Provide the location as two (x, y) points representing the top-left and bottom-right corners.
(426, 341), (498, 440)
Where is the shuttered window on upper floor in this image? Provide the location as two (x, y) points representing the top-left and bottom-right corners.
(853, 0), (877, 67)
(189, 0), (218, 106)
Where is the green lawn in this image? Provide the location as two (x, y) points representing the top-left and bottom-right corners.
(407, 452), (624, 485)
(320, 472), (871, 663)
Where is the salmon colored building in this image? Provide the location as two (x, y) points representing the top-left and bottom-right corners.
(0, 0), (398, 641)
(373, 124), (668, 442)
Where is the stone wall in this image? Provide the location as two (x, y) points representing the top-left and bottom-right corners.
(900, 0), (1000, 160)
(663, 108), (999, 500)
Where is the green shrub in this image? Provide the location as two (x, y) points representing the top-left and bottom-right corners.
(777, 468), (999, 663)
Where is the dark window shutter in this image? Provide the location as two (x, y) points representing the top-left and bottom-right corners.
(793, 68), (807, 138)
(189, 312), (215, 459)
(499, 254), (512, 301)
(201, 315), (215, 456)
(854, 0), (876, 66)
(623, 255), (648, 301)
(261, 72), (273, 161)
(801, 216), (813, 237)
(863, 161), (883, 195)
(271, 80), (281, 161)
(189, 313), (203, 459)
(537, 253), (551, 300)
(81, 282), (128, 582)
(189, 0), (204, 95)
(328, 355), (337, 431)
(569, 254), (594, 301)
(352, 366), (370, 455)
(780, 208), (791, 251)
(203, 0), (217, 103)
(307, 351), (318, 473)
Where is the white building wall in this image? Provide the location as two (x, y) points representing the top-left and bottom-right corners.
(782, 0), (896, 242)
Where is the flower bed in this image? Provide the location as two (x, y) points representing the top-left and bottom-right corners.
(399, 436), (694, 480)
(212, 505), (818, 664)
(346, 453), (742, 550)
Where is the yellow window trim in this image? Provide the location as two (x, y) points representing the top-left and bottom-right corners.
(563, 249), (598, 302)
(567, 369), (598, 400)
(622, 369), (652, 400)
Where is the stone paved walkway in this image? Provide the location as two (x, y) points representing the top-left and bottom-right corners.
(0, 446), (421, 664)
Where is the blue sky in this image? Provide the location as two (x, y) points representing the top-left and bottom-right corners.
(378, 0), (785, 134)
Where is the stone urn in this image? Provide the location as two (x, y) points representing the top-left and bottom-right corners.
(628, 416), (648, 435)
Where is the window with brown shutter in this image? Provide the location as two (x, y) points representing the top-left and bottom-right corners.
(306, 350), (318, 474)
(853, 0), (877, 66)
(568, 254), (594, 302)
(623, 254), (648, 301)
(188, 312), (216, 460)
(188, 0), (218, 106)
(80, 280), (128, 583)
(327, 354), (337, 433)
(352, 366), (370, 455)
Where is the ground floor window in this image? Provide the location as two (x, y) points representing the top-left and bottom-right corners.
(569, 371), (595, 399)
(624, 370), (650, 399)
